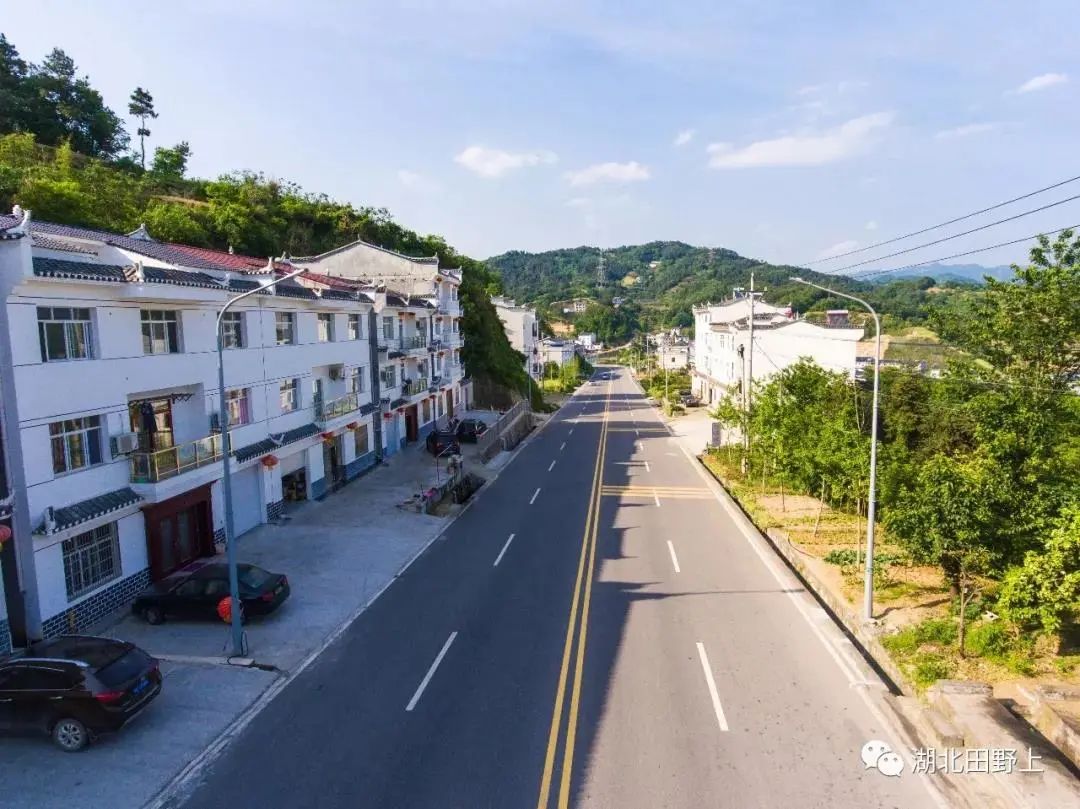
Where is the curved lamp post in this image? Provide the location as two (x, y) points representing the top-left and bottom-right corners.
(217, 266), (307, 656)
(790, 277), (881, 622)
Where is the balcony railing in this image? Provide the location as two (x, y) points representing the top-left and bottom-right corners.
(318, 392), (361, 422)
(401, 335), (428, 352)
(130, 434), (224, 483)
(403, 378), (429, 397)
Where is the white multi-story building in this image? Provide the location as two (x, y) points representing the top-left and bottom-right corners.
(692, 296), (864, 406)
(539, 338), (577, 368)
(0, 210), (467, 642)
(491, 296), (540, 378)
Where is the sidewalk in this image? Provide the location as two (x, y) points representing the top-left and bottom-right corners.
(0, 430), (499, 809)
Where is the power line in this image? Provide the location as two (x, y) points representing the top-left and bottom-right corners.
(806, 174), (1080, 266)
(820, 194), (1080, 275)
(850, 224), (1078, 280)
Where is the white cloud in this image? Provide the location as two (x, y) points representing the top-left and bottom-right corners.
(865, 220), (878, 231)
(453, 145), (557, 178)
(565, 197), (592, 208)
(817, 240), (859, 260)
(797, 80), (868, 96)
(707, 112), (894, 169)
(1012, 72), (1068, 94)
(396, 169), (440, 192)
(934, 122), (1000, 139)
(673, 128), (696, 147)
(564, 161), (651, 187)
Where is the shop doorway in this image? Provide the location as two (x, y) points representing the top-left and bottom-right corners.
(405, 406), (419, 443)
(322, 435), (345, 492)
(143, 486), (214, 580)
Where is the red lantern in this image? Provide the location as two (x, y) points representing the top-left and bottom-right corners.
(261, 454), (279, 468)
(320, 431), (335, 442)
(346, 421), (359, 430)
(0, 525), (11, 544)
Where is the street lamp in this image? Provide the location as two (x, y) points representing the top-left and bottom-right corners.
(217, 265), (307, 656)
(790, 276), (881, 622)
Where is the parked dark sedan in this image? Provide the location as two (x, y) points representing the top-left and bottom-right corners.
(454, 418), (489, 442)
(132, 562), (290, 625)
(0, 635), (161, 751)
(426, 429), (461, 456)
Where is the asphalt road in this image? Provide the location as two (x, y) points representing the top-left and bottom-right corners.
(174, 366), (942, 809)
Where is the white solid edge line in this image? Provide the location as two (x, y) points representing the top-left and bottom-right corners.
(530, 487), (541, 505)
(493, 533), (515, 567)
(548, 460), (556, 472)
(676, 439), (950, 809)
(560, 442), (566, 451)
(696, 642), (729, 731)
(667, 540), (681, 573)
(645, 461), (651, 473)
(654, 493), (661, 507)
(405, 631), (458, 712)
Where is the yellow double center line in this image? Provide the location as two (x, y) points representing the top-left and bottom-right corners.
(536, 377), (611, 809)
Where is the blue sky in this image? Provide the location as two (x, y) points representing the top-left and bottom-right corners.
(4, 1), (1080, 271)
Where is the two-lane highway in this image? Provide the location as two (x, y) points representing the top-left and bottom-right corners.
(172, 366), (942, 809)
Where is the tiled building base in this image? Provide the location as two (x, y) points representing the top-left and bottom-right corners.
(0, 617), (10, 655)
(266, 499), (285, 521)
(40, 568), (152, 638)
(311, 477), (327, 501)
(345, 452), (377, 481)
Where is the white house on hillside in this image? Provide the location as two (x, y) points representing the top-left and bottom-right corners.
(692, 295), (864, 407)
(0, 210), (469, 646)
(491, 296), (540, 379)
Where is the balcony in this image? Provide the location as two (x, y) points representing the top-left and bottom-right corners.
(130, 434), (224, 483)
(318, 392), (361, 423)
(401, 335), (428, 353)
(403, 378), (428, 397)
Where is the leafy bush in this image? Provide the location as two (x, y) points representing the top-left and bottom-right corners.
(913, 654), (955, 688)
(965, 621), (1010, 659)
(916, 618), (958, 647)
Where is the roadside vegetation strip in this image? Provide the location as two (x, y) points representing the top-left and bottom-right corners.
(536, 377), (611, 809)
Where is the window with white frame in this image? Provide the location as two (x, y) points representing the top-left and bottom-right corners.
(37, 307), (94, 362)
(421, 399), (431, 423)
(279, 378), (299, 413)
(349, 367), (365, 394)
(450, 285), (458, 300)
(381, 365), (397, 389)
(452, 319), (459, 333)
(220, 311), (244, 349)
(317, 313), (334, 342)
(382, 316), (395, 340)
(140, 310), (181, 354)
(225, 388), (251, 426)
(62, 522), (120, 599)
(50, 416), (103, 475)
(348, 313), (362, 340)
(275, 312), (296, 345)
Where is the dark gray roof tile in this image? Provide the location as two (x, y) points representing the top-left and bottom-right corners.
(36, 487), (143, 534)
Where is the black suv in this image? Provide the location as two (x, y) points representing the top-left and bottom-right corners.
(0, 635), (162, 751)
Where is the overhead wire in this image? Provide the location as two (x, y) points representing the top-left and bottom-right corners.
(805, 173), (1080, 266)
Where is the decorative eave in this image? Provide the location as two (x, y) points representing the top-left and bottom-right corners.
(35, 487), (143, 535)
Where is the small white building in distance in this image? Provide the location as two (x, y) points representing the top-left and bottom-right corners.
(491, 296), (540, 378)
(576, 333), (597, 349)
(539, 338), (577, 368)
(692, 295), (864, 407)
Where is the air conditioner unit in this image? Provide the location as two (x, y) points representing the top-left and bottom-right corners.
(111, 432), (140, 456)
(329, 365), (344, 381)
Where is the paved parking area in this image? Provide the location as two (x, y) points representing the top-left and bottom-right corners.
(0, 426), (505, 809)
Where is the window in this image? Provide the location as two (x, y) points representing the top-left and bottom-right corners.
(452, 319), (459, 333)
(354, 424), (369, 457)
(349, 367), (365, 394)
(422, 399), (431, 423)
(62, 522), (120, 599)
(220, 311), (244, 349)
(140, 310), (180, 354)
(348, 314), (362, 340)
(37, 307), (93, 362)
(382, 316), (395, 340)
(450, 285), (458, 300)
(279, 379), (299, 413)
(275, 312), (296, 345)
(225, 388), (251, 426)
(50, 416), (103, 475)
(381, 365), (397, 389)
(317, 313), (334, 342)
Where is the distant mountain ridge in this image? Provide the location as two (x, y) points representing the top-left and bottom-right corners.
(856, 262), (1013, 285)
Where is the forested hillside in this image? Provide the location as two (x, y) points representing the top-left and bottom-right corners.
(0, 33), (536, 403)
(488, 241), (947, 334)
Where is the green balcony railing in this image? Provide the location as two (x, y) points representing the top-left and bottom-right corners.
(130, 434), (224, 483)
(403, 378), (428, 396)
(318, 392), (360, 422)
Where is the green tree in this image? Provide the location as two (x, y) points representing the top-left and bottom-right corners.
(149, 141), (191, 184)
(998, 505), (1080, 635)
(25, 48), (128, 158)
(0, 34), (33, 136)
(128, 86), (158, 169)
